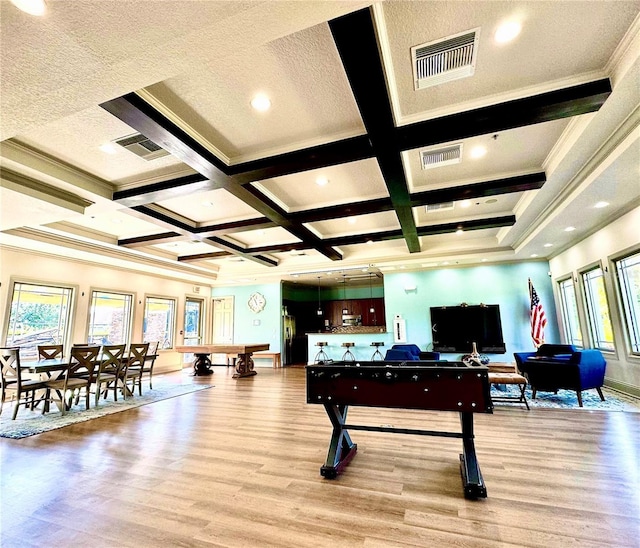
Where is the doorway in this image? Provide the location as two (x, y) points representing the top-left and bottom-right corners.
(212, 296), (234, 344)
(184, 297), (204, 346)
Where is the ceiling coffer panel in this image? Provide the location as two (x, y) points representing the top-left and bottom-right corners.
(412, 29), (479, 90)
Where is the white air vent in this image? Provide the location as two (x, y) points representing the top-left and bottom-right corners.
(420, 143), (463, 170)
(412, 28), (480, 90)
(426, 202), (455, 213)
(114, 133), (169, 161)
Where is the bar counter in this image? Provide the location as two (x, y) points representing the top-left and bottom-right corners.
(307, 331), (392, 364)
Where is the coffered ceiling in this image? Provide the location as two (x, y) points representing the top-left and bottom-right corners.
(1, 1), (639, 288)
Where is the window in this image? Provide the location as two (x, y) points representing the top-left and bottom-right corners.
(558, 278), (583, 347)
(582, 266), (614, 351)
(615, 250), (640, 354)
(87, 290), (133, 345)
(143, 296), (176, 349)
(5, 282), (73, 360)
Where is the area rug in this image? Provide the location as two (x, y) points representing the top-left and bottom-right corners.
(0, 383), (214, 439)
(491, 385), (640, 411)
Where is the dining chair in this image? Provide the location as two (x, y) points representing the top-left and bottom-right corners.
(92, 343), (126, 406)
(138, 341), (159, 391)
(44, 345), (99, 415)
(120, 343), (150, 397)
(0, 347), (49, 420)
(37, 344), (64, 360)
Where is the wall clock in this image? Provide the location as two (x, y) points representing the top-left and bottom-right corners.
(248, 292), (266, 313)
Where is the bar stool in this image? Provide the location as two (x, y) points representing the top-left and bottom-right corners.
(371, 342), (384, 361)
(341, 342), (355, 362)
(314, 342), (330, 363)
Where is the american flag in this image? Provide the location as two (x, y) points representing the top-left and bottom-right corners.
(529, 279), (547, 348)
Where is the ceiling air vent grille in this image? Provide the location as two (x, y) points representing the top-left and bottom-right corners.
(426, 202), (455, 213)
(114, 133), (170, 161)
(412, 29), (479, 90)
(420, 143), (463, 170)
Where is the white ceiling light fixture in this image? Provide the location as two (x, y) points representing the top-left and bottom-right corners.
(459, 200), (472, 208)
(315, 176), (329, 186)
(544, 243), (554, 248)
(495, 21), (521, 44)
(99, 143), (117, 155)
(10, 0), (46, 16)
(470, 146), (487, 159)
(565, 226), (576, 232)
(250, 94), (271, 112)
(594, 201), (610, 208)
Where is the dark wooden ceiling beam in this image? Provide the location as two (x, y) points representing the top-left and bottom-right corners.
(119, 231), (184, 248)
(410, 172), (546, 206)
(396, 80), (612, 151)
(329, 8), (421, 253)
(101, 94), (342, 262)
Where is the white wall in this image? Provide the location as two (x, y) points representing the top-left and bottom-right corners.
(549, 205), (640, 395)
(0, 247), (212, 374)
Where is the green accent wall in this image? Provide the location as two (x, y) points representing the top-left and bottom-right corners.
(383, 261), (558, 356)
(212, 283), (282, 354)
(212, 261), (559, 361)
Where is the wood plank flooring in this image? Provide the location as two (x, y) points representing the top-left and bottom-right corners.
(1, 365), (639, 547)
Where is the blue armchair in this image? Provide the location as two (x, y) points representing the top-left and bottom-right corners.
(514, 345), (607, 407)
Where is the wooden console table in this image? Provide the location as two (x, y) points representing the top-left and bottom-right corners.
(176, 344), (270, 378)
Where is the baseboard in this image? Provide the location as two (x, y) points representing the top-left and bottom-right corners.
(604, 378), (640, 399)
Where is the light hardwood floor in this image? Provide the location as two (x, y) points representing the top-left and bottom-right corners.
(1, 365), (639, 547)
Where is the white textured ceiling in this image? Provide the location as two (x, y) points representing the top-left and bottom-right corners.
(1, 0), (639, 288)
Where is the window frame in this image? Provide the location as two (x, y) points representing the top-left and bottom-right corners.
(2, 277), (77, 359)
(580, 262), (615, 353)
(142, 294), (177, 350)
(86, 288), (135, 346)
(557, 276), (583, 348)
(612, 247), (640, 357)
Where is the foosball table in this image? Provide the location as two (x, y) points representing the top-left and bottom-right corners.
(306, 360), (493, 499)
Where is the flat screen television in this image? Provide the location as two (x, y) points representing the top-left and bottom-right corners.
(430, 305), (506, 354)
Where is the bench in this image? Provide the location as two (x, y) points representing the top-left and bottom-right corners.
(226, 351), (281, 368)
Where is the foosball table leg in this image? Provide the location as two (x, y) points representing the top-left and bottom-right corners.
(459, 411), (487, 499)
(320, 404), (358, 479)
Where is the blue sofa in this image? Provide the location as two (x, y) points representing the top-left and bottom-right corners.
(384, 344), (441, 361)
(514, 344), (607, 407)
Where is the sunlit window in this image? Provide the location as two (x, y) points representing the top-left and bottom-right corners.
(558, 278), (583, 347)
(582, 266), (615, 351)
(5, 282), (73, 359)
(143, 296), (176, 349)
(87, 290), (133, 345)
(615, 250), (640, 354)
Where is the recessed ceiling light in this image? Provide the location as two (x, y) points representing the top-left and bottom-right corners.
(99, 143), (117, 154)
(481, 258), (488, 262)
(530, 254), (538, 258)
(470, 146), (487, 159)
(565, 226), (576, 232)
(459, 200), (472, 208)
(456, 228), (464, 235)
(495, 21), (521, 44)
(348, 217), (357, 225)
(10, 0), (46, 16)
(250, 94), (271, 112)
(594, 201), (609, 208)
(316, 176), (329, 186)
(485, 198), (498, 204)
(442, 261), (450, 265)
(544, 243), (553, 248)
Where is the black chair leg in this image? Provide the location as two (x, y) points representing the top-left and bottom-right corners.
(596, 386), (605, 401)
(576, 391), (583, 407)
